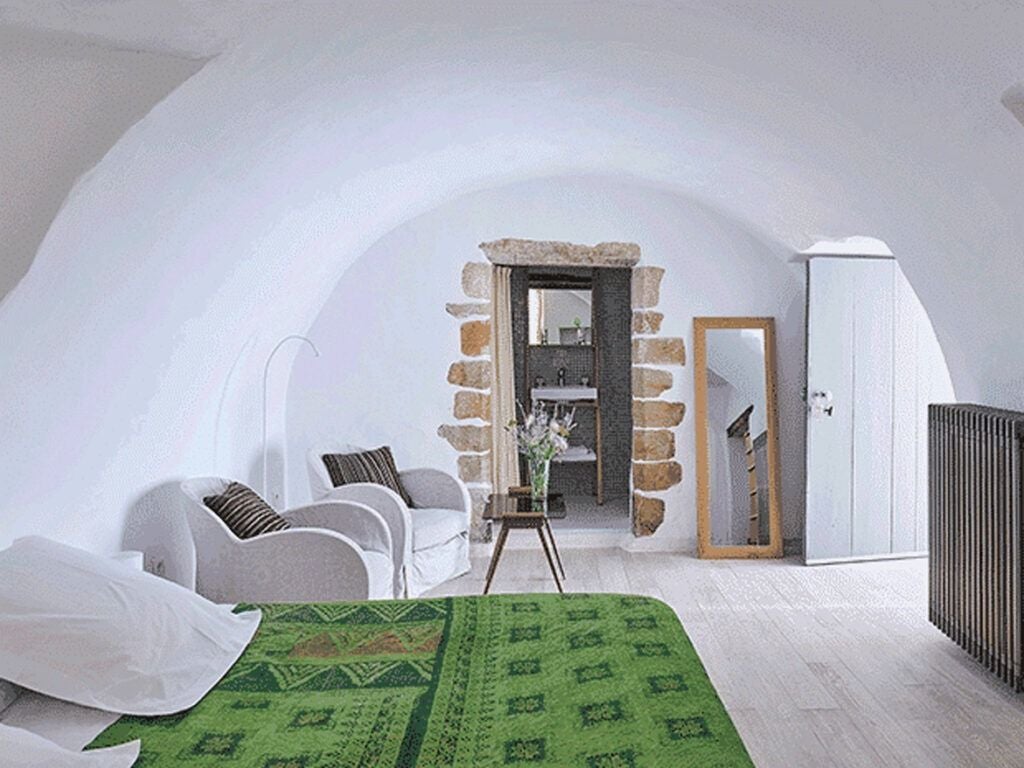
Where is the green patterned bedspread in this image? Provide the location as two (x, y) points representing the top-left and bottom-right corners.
(90, 594), (751, 767)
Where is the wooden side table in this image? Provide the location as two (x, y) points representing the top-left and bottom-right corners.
(482, 493), (567, 594)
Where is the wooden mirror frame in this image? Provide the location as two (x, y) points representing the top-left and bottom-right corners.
(694, 317), (783, 558)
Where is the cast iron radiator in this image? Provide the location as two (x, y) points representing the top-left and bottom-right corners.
(929, 404), (1024, 690)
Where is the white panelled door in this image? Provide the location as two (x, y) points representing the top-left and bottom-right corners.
(804, 257), (953, 564)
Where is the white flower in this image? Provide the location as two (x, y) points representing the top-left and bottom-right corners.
(506, 400), (577, 460)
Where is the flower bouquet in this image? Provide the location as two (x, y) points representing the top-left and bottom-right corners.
(508, 401), (576, 501)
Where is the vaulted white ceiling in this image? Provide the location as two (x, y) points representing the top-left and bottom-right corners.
(0, 1), (1021, 555)
(0, 0), (272, 58)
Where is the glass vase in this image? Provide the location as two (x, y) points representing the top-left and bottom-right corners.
(528, 456), (551, 503)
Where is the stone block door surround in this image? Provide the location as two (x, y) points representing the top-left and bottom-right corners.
(439, 239), (685, 539)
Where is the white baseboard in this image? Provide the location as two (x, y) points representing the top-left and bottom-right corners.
(470, 529), (694, 557)
(804, 551), (927, 566)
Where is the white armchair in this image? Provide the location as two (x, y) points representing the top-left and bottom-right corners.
(180, 477), (395, 603)
(308, 446), (471, 597)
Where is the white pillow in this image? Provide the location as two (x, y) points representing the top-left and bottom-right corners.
(0, 537), (260, 716)
(0, 723), (138, 768)
(0, 680), (21, 713)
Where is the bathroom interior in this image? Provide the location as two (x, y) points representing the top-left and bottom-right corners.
(510, 266), (633, 530)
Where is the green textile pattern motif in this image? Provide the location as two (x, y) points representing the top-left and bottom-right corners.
(90, 594), (752, 767)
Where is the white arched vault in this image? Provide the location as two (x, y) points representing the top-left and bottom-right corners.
(1, 1), (1020, 558)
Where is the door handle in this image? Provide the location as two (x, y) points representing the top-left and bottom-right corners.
(809, 390), (834, 417)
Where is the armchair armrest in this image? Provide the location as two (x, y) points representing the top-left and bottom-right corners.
(196, 529), (374, 604)
(283, 500), (392, 557)
(400, 468), (472, 519)
(322, 483), (413, 598)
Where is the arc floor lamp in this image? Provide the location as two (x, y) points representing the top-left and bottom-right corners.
(262, 334), (320, 501)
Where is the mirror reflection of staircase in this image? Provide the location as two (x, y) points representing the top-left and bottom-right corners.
(726, 404), (760, 545)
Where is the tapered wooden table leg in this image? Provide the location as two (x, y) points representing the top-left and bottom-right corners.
(537, 527), (564, 593)
(483, 523), (509, 595)
(543, 519), (566, 580)
(482, 493), (568, 596)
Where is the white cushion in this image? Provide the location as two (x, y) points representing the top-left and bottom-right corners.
(0, 537), (260, 716)
(363, 551), (394, 599)
(411, 508), (467, 551)
(0, 723), (138, 768)
(408, 534), (470, 598)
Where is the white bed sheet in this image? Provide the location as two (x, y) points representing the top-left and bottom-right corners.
(0, 691), (119, 751)
(0, 720), (137, 767)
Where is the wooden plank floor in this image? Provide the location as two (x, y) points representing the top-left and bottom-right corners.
(425, 546), (1024, 768)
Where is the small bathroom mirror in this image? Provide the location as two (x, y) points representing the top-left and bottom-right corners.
(528, 288), (592, 345)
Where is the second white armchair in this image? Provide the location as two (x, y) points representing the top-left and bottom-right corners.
(308, 446), (471, 597)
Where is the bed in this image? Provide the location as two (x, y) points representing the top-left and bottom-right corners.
(89, 593), (752, 767)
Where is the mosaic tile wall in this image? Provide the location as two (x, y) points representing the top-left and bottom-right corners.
(510, 267), (632, 499)
(593, 267), (633, 498)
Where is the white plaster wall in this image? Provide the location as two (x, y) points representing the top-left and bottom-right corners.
(0, 28), (201, 302)
(706, 329), (769, 438)
(287, 176), (806, 549)
(0, 2), (1019, 569)
(538, 290), (592, 345)
(707, 378), (742, 545)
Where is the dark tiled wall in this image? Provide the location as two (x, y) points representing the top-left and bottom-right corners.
(594, 267), (633, 498)
(528, 346), (594, 391)
(510, 266), (632, 499)
(510, 266), (530, 402)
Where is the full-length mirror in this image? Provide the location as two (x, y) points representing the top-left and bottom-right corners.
(694, 317), (783, 558)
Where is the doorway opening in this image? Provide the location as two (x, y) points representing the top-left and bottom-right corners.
(511, 266), (632, 530)
(438, 238), (686, 542)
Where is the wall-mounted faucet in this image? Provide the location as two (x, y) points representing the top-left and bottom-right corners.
(557, 367), (567, 386)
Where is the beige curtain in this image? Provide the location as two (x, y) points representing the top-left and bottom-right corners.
(490, 265), (521, 491)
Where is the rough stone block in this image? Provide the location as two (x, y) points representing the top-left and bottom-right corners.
(633, 429), (675, 461)
(479, 238), (640, 267)
(632, 493), (665, 536)
(632, 367), (673, 398)
(469, 486), (490, 514)
(469, 487), (493, 542)
(454, 390), (491, 420)
(633, 461), (682, 492)
(446, 302), (491, 318)
(437, 424), (492, 452)
(631, 266), (665, 308)
(462, 262), (492, 300)
(447, 360), (491, 390)
(460, 319), (490, 357)
(632, 310), (663, 334)
(633, 400), (685, 428)
(458, 453), (491, 484)
(632, 337), (685, 365)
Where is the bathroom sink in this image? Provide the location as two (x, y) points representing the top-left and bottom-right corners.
(531, 386), (598, 401)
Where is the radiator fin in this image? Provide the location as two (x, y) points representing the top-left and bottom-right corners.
(929, 404), (1024, 690)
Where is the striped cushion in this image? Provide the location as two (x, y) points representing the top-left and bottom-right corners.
(203, 482), (291, 539)
(322, 446), (413, 506)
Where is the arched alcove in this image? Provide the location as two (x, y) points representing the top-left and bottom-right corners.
(287, 175), (805, 552)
